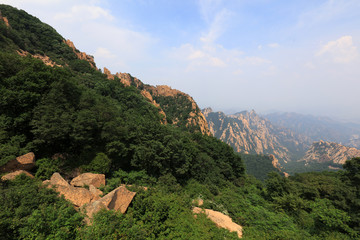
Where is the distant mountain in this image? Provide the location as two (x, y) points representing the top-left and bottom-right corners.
(301, 140), (360, 165)
(203, 108), (310, 163)
(266, 112), (360, 148)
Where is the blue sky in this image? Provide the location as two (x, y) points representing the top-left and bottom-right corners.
(2, 0), (360, 122)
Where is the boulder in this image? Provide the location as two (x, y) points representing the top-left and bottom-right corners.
(50, 172), (69, 187)
(83, 185), (136, 223)
(45, 172), (93, 207)
(1, 170), (34, 181)
(70, 173), (105, 188)
(55, 185), (93, 207)
(193, 207), (243, 238)
(89, 184), (103, 201)
(0, 152), (35, 173)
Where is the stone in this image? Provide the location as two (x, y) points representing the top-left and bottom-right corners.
(193, 207), (243, 238)
(82, 185), (136, 223)
(70, 173), (105, 188)
(0, 152), (35, 173)
(46, 173), (93, 207)
(1, 170), (34, 181)
(50, 172), (69, 187)
(55, 185), (92, 207)
(89, 184), (103, 201)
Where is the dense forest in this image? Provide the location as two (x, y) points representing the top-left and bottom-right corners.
(1, 4), (360, 239)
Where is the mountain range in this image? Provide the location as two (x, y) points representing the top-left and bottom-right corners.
(203, 108), (360, 172)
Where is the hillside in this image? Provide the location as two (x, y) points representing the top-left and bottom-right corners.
(302, 140), (360, 165)
(1, 4), (360, 239)
(203, 108), (309, 163)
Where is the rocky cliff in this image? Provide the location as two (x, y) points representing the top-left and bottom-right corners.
(203, 108), (309, 162)
(301, 140), (360, 165)
(103, 68), (211, 135)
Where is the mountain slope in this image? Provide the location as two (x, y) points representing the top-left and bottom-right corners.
(0, 4), (243, 184)
(266, 112), (360, 148)
(203, 108), (309, 162)
(302, 140), (360, 165)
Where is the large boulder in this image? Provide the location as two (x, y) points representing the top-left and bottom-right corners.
(83, 185), (136, 222)
(44, 172), (101, 207)
(1, 170), (34, 181)
(70, 173), (105, 188)
(193, 207), (243, 238)
(0, 152), (35, 173)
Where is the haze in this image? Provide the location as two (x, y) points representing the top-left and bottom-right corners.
(2, 0), (360, 122)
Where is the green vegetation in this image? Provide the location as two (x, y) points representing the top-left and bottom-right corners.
(1, 4), (360, 239)
(240, 153), (281, 181)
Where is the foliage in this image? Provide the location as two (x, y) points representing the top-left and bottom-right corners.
(0, 174), (83, 239)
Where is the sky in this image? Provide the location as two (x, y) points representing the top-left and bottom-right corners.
(1, 0), (360, 122)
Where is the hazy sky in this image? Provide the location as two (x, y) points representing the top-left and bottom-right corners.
(2, 0), (360, 122)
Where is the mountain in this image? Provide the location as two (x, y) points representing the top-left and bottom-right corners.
(302, 140), (360, 165)
(203, 108), (310, 163)
(2, 5), (360, 239)
(103, 68), (211, 135)
(266, 112), (360, 148)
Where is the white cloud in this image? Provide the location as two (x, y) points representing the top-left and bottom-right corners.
(268, 43), (280, 48)
(54, 5), (114, 22)
(316, 35), (358, 63)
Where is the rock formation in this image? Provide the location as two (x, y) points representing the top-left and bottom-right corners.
(193, 207), (243, 238)
(203, 108), (309, 162)
(64, 39), (97, 69)
(70, 173), (105, 188)
(269, 154), (289, 177)
(0, 10), (10, 27)
(84, 185), (136, 218)
(302, 140), (360, 165)
(0, 152), (35, 173)
(16, 49), (62, 67)
(1, 170), (34, 181)
(44, 173), (94, 207)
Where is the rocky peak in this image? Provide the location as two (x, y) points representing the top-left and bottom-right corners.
(302, 140), (360, 164)
(103, 67), (114, 80)
(64, 39), (97, 69)
(204, 110), (309, 162)
(202, 107), (213, 116)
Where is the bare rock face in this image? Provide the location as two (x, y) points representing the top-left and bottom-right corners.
(70, 173), (105, 188)
(203, 109), (310, 162)
(103, 67), (114, 80)
(302, 140), (360, 165)
(269, 154), (289, 177)
(0, 10), (10, 27)
(193, 207), (243, 238)
(0, 152), (35, 173)
(83, 185), (136, 221)
(64, 39), (97, 69)
(89, 185), (103, 201)
(1, 170), (34, 181)
(146, 85), (211, 136)
(50, 172), (70, 187)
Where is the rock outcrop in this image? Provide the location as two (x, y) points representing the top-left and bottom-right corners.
(203, 108), (309, 162)
(43, 173), (136, 223)
(83, 185), (136, 224)
(193, 207), (242, 238)
(16, 49), (62, 67)
(269, 154), (289, 177)
(70, 173), (105, 188)
(1, 170), (34, 181)
(44, 173), (95, 207)
(0, 10), (9, 27)
(147, 85), (211, 135)
(0, 152), (35, 173)
(302, 140), (360, 165)
(64, 39), (97, 69)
